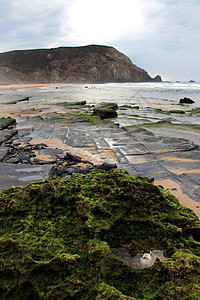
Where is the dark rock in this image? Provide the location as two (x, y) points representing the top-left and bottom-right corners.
(153, 75), (162, 82)
(50, 166), (68, 177)
(64, 152), (82, 163)
(32, 158), (50, 165)
(65, 162), (77, 167)
(158, 185), (164, 189)
(34, 143), (48, 150)
(179, 97), (195, 104)
(97, 162), (117, 171)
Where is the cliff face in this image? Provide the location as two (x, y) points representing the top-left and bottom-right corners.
(0, 45), (161, 84)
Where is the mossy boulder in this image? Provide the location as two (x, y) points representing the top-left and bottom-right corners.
(0, 168), (200, 299)
(6, 97), (29, 105)
(0, 117), (16, 130)
(169, 109), (185, 114)
(93, 103), (118, 119)
(57, 101), (87, 106)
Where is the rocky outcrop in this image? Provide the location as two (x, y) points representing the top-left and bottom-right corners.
(0, 45), (162, 84)
(179, 97), (195, 104)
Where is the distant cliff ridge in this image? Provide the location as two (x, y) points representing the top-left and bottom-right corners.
(0, 45), (162, 84)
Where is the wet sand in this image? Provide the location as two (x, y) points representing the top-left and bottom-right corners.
(154, 179), (200, 219)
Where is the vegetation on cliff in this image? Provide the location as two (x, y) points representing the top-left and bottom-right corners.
(0, 168), (200, 299)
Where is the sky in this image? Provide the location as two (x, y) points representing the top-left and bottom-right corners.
(0, 0), (200, 81)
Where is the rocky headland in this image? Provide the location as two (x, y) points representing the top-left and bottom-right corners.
(0, 45), (161, 84)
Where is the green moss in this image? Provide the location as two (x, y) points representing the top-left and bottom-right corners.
(132, 120), (200, 133)
(95, 282), (136, 299)
(149, 249), (200, 299)
(32, 115), (44, 120)
(155, 109), (185, 115)
(169, 109), (185, 114)
(155, 108), (171, 115)
(57, 101), (87, 106)
(6, 97), (29, 105)
(0, 169), (200, 299)
(120, 105), (139, 110)
(75, 114), (104, 125)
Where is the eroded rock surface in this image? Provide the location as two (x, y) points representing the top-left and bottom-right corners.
(0, 113), (199, 213)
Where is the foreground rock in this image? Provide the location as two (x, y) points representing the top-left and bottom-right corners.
(0, 45), (162, 84)
(0, 169), (199, 299)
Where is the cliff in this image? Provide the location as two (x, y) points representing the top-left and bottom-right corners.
(0, 45), (161, 84)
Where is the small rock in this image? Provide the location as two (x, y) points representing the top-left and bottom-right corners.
(6, 157), (21, 164)
(56, 153), (66, 159)
(33, 158), (50, 165)
(158, 185), (164, 189)
(64, 152), (82, 163)
(97, 162), (117, 171)
(18, 153), (31, 163)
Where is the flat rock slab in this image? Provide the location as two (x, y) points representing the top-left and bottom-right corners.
(0, 130), (18, 144)
(0, 163), (52, 190)
(0, 147), (8, 161)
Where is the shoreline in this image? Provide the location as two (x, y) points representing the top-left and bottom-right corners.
(0, 83), (66, 90)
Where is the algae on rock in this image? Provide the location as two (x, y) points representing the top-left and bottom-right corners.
(0, 169), (200, 299)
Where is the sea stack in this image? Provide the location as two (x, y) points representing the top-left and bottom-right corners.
(0, 45), (162, 84)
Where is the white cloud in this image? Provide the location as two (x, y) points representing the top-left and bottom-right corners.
(0, 0), (67, 51)
(0, 0), (200, 80)
(59, 0), (164, 45)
